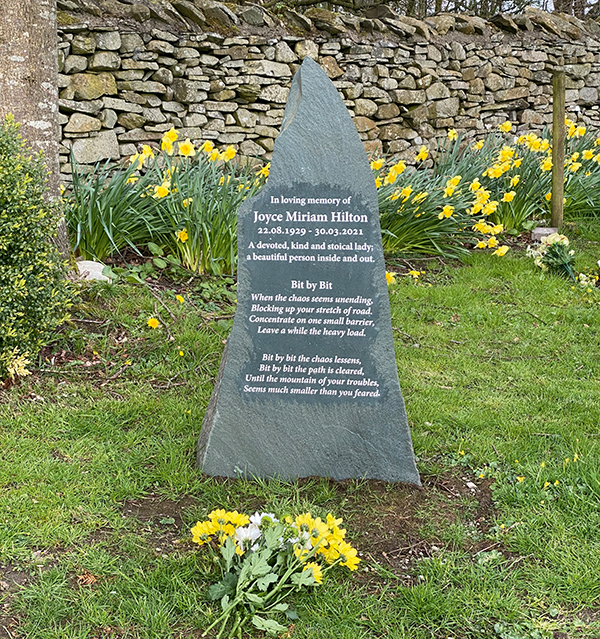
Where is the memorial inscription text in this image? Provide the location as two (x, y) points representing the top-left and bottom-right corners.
(240, 186), (386, 403)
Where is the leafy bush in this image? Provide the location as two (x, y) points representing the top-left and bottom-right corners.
(0, 115), (71, 380)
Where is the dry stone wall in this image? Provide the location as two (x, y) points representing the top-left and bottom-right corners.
(56, 8), (600, 181)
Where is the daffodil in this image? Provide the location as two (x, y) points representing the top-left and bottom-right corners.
(438, 205), (454, 219)
(152, 182), (170, 199)
(164, 128), (178, 143)
(370, 158), (384, 170)
(386, 271), (396, 285)
(448, 128), (458, 141)
(179, 139), (196, 157)
(545, 191), (552, 201)
(222, 145), (237, 161)
(493, 245), (510, 256)
(258, 162), (270, 178)
(498, 121), (512, 133)
(510, 175), (520, 187)
(502, 191), (516, 203)
(470, 179), (481, 192)
(161, 139), (174, 155)
(540, 157), (552, 172)
(177, 228), (189, 243)
(487, 236), (498, 248)
(400, 185), (413, 202)
(415, 145), (429, 162)
(473, 139), (484, 150)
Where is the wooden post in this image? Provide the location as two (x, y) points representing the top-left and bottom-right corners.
(551, 68), (565, 229)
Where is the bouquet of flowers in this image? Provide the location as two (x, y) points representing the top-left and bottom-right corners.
(192, 509), (360, 638)
(526, 233), (576, 280)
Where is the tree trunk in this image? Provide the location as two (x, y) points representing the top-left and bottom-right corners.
(0, 0), (71, 261)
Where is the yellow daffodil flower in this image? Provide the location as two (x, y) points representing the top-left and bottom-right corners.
(222, 145), (237, 161)
(179, 139), (196, 157)
(438, 204), (454, 219)
(201, 140), (214, 153)
(498, 121), (512, 133)
(386, 271), (396, 285)
(177, 228), (189, 243)
(510, 175), (520, 187)
(448, 128), (458, 141)
(473, 139), (484, 150)
(540, 157), (552, 172)
(502, 191), (516, 203)
(370, 158), (384, 170)
(415, 145), (429, 162)
(164, 127), (178, 143)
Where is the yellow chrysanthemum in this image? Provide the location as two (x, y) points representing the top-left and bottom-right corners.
(191, 520), (217, 545)
(147, 317), (160, 329)
(337, 541), (360, 571)
(303, 562), (323, 584)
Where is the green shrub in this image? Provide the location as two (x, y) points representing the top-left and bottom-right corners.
(0, 115), (71, 380)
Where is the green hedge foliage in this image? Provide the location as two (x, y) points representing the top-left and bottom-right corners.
(0, 115), (71, 380)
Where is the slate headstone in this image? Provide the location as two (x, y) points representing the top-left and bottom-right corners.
(197, 57), (420, 485)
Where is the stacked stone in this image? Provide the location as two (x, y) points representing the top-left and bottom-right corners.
(57, 13), (600, 183)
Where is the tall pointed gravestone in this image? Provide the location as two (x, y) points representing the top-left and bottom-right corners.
(197, 57), (420, 485)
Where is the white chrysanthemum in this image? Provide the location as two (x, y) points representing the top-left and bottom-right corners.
(234, 524), (261, 551)
(249, 512), (278, 527)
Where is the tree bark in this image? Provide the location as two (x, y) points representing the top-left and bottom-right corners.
(0, 0), (71, 260)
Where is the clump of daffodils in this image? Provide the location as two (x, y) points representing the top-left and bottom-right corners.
(527, 233), (576, 280)
(192, 509), (359, 637)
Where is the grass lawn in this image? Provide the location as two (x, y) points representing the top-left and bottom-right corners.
(0, 222), (599, 639)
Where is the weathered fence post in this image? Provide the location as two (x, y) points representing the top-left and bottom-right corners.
(551, 67), (565, 229)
